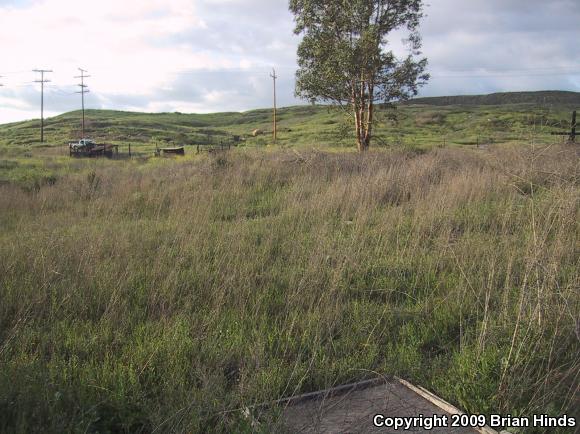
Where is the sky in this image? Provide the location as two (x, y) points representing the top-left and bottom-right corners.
(0, 0), (579, 124)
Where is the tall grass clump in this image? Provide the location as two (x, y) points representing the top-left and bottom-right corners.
(0, 144), (578, 433)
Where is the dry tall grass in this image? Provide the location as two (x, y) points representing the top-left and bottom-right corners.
(0, 144), (578, 432)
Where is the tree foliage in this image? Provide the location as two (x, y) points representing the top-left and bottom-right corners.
(289, 0), (429, 150)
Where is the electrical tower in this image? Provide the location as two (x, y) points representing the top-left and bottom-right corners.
(270, 68), (277, 143)
(33, 69), (52, 143)
(75, 68), (90, 138)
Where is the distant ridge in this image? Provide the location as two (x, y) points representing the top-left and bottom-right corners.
(404, 91), (580, 106)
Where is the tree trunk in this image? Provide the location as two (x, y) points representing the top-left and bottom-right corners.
(353, 84), (371, 152)
(361, 107), (369, 151)
(356, 105), (371, 152)
(359, 78), (368, 152)
(364, 85), (374, 148)
(354, 109), (364, 151)
(357, 138), (368, 152)
(356, 114), (369, 151)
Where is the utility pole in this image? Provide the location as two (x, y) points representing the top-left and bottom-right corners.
(33, 69), (52, 143)
(270, 68), (277, 143)
(75, 68), (90, 139)
(572, 110), (577, 143)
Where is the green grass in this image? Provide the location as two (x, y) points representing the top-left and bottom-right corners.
(0, 143), (578, 433)
(0, 94), (578, 432)
(0, 95), (576, 155)
(1, 96), (576, 192)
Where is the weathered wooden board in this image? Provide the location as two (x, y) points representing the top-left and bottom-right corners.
(275, 377), (491, 434)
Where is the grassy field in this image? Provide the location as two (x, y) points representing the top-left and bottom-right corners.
(0, 95), (577, 153)
(0, 95), (577, 191)
(0, 95), (579, 432)
(0, 142), (578, 433)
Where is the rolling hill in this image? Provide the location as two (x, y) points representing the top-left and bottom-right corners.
(404, 90), (580, 106)
(0, 91), (577, 154)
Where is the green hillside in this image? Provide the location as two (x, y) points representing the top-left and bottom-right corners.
(0, 93), (577, 155)
(405, 90), (580, 106)
(1, 94), (577, 189)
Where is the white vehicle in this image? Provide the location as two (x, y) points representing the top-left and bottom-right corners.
(70, 138), (96, 150)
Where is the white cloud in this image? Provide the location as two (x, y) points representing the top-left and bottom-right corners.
(0, 0), (578, 124)
(0, 0), (208, 93)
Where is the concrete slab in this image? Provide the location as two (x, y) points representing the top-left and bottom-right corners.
(277, 378), (481, 434)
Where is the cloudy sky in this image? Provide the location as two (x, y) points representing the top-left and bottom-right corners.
(0, 0), (579, 124)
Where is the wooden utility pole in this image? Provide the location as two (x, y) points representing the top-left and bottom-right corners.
(75, 68), (90, 139)
(270, 68), (277, 143)
(33, 69), (52, 143)
(572, 110), (577, 142)
(550, 110), (577, 143)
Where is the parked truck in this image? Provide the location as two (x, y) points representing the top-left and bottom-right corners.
(69, 138), (118, 158)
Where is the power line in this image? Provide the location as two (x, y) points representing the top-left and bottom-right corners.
(2, 63), (580, 76)
(33, 69), (52, 143)
(431, 65), (580, 73)
(167, 66), (297, 75)
(47, 86), (77, 95)
(1, 65), (579, 86)
(166, 65), (580, 77)
(0, 70), (32, 76)
(429, 71), (580, 79)
(75, 68), (90, 138)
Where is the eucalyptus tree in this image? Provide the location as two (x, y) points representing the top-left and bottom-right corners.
(289, 0), (429, 151)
